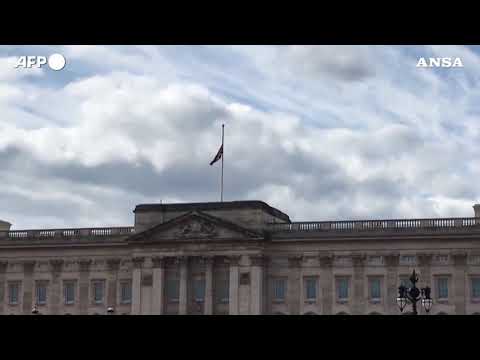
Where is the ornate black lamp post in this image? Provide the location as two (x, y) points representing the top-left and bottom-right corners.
(396, 269), (433, 315)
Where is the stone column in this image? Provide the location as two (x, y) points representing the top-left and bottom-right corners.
(49, 259), (63, 315)
(418, 254), (433, 315)
(0, 262), (7, 315)
(453, 252), (467, 315)
(287, 255), (302, 315)
(152, 256), (165, 315)
(106, 258), (121, 312)
(22, 261), (35, 315)
(250, 255), (265, 315)
(131, 257), (144, 315)
(204, 256), (214, 315)
(228, 255), (241, 315)
(78, 259), (92, 315)
(385, 254), (399, 315)
(319, 254), (333, 315)
(352, 254), (366, 315)
(178, 256), (189, 315)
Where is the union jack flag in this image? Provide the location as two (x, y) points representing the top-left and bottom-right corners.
(209, 145), (223, 166)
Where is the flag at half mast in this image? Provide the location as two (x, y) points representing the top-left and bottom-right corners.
(209, 144), (223, 166)
(211, 124), (225, 202)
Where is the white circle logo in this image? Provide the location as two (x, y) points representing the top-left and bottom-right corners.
(48, 53), (66, 71)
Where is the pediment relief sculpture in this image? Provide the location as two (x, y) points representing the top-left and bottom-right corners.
(175, 218), (218, 239)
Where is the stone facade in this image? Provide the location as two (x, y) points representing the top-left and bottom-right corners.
(1, 200), (480, 315)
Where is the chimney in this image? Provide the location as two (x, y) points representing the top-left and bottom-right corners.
(474, 204), (480, 219)
(0, 220), (11, 231)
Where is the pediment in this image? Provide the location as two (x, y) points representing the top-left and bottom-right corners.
(127, 211), (263, 243)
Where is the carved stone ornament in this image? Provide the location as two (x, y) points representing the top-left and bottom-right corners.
(78, 259), (92, 272)
(176, 219), (218, 239)
(49, 259), (64, 272)
(107, 258), (121, 271)
(141, 274), (153, 287)
(132, 257), (145, 269)
(151, 256), (165, 269)
(240, 272), (251, 285)
(0, 261), (8, 273)
(287, 255), (303, 268)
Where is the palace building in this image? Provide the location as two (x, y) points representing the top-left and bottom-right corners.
(1, 200), (480, 315)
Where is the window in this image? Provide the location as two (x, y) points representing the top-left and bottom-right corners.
(8, 282), (20, 305)
(336, 278), (349, 301)
(472, 278), (480, 300)
(369, 278), (381, 301)
(193, 278), (205, 303)
(92, 280), (105, 304)
(470, 256), (480, 265)
(35, 282), (47, 305)
(120, 281), (132, 304)
(64, 281), (75, 305)
(166, 278), (179, 303)
(273, 278), (286, 302)
(368, 256), (383, 265)
(437, 277), (449, 300)
(304, 277), (317, 301)
(215, 273), (229, 304)
(400, 255), (416, 264)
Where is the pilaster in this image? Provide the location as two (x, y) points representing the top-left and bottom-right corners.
(385, 254), (399, 315)
(78, 259), (92, 315)
(453, 252), (467, 315)
(106, 258), (121, 312)
(152, 256), (165, 315)
(49, 259), (64, 315)
(250, 254), (265, 315)
(287, 255), (302, 315)
(178, 256), (189, 315)
(131, 257), (144, 315)
(22, 261), (35, 315)
(319, 254), (333, 315)
(228, 255), (241, 315)
(352, 254), (366, 315)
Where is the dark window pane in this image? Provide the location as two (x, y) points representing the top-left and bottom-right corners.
(274, 279), (286, 300)
(121, 282), (132, 304)
(193, 279), (205, 302)
(370, 279), (381, 299)
(305, 278), (316, 300)
(166, 279), (179, 302)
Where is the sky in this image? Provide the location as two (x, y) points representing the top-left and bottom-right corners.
(1, 45), (480, 229)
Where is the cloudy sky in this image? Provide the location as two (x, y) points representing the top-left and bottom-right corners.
(1, 45), (479, 229)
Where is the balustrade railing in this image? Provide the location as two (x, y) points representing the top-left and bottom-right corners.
(268, 217), (480, 232)
(0, 227), (135, 239)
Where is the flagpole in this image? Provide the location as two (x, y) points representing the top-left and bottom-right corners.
(221, 124), (224, 202)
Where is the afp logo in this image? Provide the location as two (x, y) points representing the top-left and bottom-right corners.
(14, 53), (66, 71)
(416, 57), (464, 68)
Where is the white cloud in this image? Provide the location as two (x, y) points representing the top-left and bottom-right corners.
(1, 45), (480, 228)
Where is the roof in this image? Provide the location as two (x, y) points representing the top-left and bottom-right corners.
(127, 210), (263, 242)
(133, 200), (291, 223)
